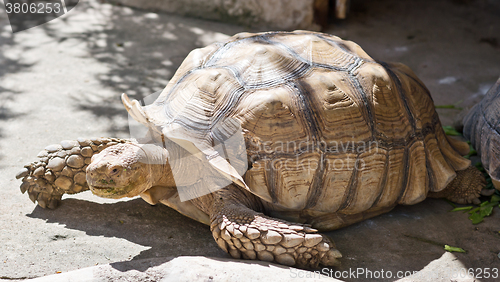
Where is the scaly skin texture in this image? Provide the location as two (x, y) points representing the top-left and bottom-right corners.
(16, 138), (130, 209)
(428, 165), (486, 205)
(204, 186), (342, 268)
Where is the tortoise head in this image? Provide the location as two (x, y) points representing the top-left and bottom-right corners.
(86, 143), (172, 198)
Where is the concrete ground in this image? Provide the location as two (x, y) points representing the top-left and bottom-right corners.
(1, 0), (499, 281)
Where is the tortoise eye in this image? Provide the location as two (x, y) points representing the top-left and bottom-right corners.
(109, 167), (120, 175)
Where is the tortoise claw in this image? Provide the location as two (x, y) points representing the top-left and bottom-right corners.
(480, 188), (496, 197)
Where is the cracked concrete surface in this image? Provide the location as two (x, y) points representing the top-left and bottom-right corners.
(1, 0), (499, 281)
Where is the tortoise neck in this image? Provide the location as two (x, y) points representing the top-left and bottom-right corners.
(136, 143), (176, 188)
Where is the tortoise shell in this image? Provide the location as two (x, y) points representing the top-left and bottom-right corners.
(125, 31), (470, 229)
(463, 77), (500, 190)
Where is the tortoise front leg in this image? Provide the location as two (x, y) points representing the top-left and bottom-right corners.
(209, 185), (342, 268)
(16, 137), (130, 209)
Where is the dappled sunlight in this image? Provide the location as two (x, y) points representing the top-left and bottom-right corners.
(0, 1), (244, 277)
(1, 0), (247, 137)
(26, 197), (224, 266)
(0, 12), (34, 162)
(32, 0), (246, 135)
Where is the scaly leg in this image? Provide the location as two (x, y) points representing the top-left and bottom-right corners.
(209, 185), (341, 268)
(16, 138), (130, 209)
(428, 165), (486, 204)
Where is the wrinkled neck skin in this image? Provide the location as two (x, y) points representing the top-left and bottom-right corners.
(132, 138), (210, 190)
(135, 140), (216, 213)
(135, 143), (176, 190)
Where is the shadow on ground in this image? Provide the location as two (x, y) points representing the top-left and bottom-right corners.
(0, 17), (34, 162)
(34, 0), (253, 135)
(325, 198), (500, 281)
(26, 195), (500, 281)
(27, 197), (227, 272)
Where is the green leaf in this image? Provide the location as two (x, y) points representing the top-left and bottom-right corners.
(480, 206), (494, 217)
(490, 194), (500, 204)
(469, 212), (484, 224)
(442, 126), (461, 136)
(451, 206), (473, 212)
(480, 201), (497, 209)
(445, 199), (457, 208)
(468, 207), (480, 214)
(444, 245), (466, 253)
(480, 201), (490, 207)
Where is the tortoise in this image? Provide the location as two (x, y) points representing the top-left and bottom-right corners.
(463, 77), (500, 191)
(17, 31), (487, 268)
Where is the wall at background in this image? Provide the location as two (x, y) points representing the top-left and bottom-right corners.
(109, 0), (323, 30)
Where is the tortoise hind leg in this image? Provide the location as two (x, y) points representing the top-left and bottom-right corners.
(209, 185), (341, 268)
(17, 138), (129, 209)
(427, 165), (486, 204)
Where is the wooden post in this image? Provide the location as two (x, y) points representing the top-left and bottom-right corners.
(335, 0), (349, 19)
(314, 0), (330, 27)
